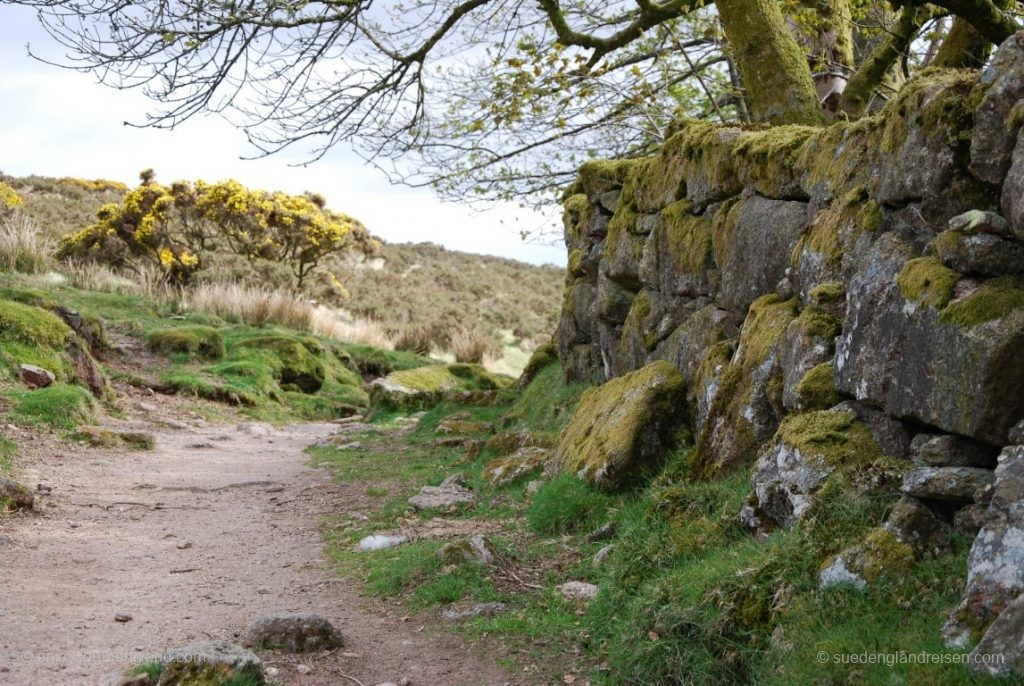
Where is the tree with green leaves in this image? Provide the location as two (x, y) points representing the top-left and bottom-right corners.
(11, 0), (1022, 205)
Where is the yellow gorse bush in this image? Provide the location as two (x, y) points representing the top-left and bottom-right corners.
(0, 181), (24, 213)
(60, 170), (374, 285)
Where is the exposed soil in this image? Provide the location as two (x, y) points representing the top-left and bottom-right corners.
(0, 400), (516, 685)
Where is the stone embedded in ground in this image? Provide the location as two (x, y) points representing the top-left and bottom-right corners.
(901, 466), (995, 503)
(441, 602), (507, 621)
(436, 534), (497, 566)
(819, 498), (951, 589)
(358, 534), (409, 551)
(969, 592), (1024, 676)
(556, 581), (599, 602)
(910, 433), (999, 468)
(244, 613), (342, 653)
(407, 485), (477, 511)
(237, 422), (274, 437)
(553, 360), (687, 489)
(525, 480), (544, 496)
(19, 363), (55, 388)
(0, 476), (34, 510)
(157, 640), (263, 686)
(592, 545), (614, 569)
(583, 521), (617, 543)
(439, 472), (469, 488)
(482, 447), (550, 487)
(369, 364), (510, 411)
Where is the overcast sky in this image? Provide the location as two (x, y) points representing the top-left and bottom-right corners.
(0, 5), (565, 266)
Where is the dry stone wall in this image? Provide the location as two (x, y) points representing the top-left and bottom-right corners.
(553, 32), (1024, 663)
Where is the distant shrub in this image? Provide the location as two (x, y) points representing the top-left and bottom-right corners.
(60, 169), (377, 285)
(451, 328), (490, 363)
(0, 215), (54, 274)
(0, 181), (23, 215)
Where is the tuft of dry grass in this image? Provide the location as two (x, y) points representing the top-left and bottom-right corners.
(393, 324), (435, 355)
(61, 260), (174, 300)
(0, 214), (55, 274)
(450, 328), (490, 364)
(182, 282), (315, 329)
(310, 306), (395, 349)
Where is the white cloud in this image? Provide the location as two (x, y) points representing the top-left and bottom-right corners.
(0, 7), (566, 266)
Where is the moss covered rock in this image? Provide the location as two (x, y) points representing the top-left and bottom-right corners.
(232, 335), (325, 393)
(837, 233), (1024, 444)
(553, 360), (686, 489)
(157, 640), (263, 686)
(369, 363), (511, 411)
(693, 294), (797, 478)
(483, 447), (550, 487)
(741, 409), (884, 531)
(148, 325), (225, 360)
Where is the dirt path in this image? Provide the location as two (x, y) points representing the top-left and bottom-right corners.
(0, 417), (514, 686)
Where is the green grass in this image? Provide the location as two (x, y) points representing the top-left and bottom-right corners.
(5, 383), (97, 429)
(0, 435), (15, 472)
(130, 661), (162, 680)
(527, 474), (614, 535)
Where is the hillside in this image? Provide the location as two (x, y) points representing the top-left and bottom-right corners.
(1, 172), (564, 358)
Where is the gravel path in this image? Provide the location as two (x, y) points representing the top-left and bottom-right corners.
(0, 419), (512, 685)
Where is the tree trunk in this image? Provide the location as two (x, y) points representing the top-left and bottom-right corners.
(932, 0), (1011, 70)
(837, 7), (931, 118)
(717, 0), (825, 125)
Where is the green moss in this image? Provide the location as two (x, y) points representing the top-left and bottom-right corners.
(711, 196), (742, 270)
(879, 68), (978, 155)
(793, 186), (874, 271)
(555, 360), (687, 488)
(0, 299), (71, 349)
(562, 193), (592, 247)
(897, 257), (962, 309)
(147, 325), (225, 359)
(794, 307), (842, 341)
(662, 200), (713, 275)
(517, 342), (558, 387)
(1007, 101), (1024, 131)
(939, 275), (1024, 328)
(795, 363), (839, 410)
(808, 282), (844, 304)
(577, 159), (638, 198)
(732, 125), (818, 197)
(776, 410), (882, 467)
(390, 363), (509, 393)
(5, 384), (97, 429)
(855, 527), (916, 581)
(693, 296), (797, 477)
(231, 335), (325, 393)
